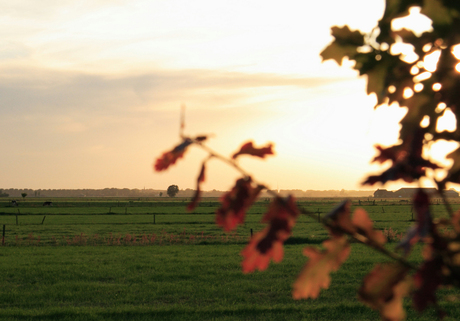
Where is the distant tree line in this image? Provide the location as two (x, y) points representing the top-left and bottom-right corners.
(0, 188), (374, 198)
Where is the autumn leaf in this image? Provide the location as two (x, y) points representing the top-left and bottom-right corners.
(358, 263), (412, 321)
(241, 225), (284, 273)
(216, 178), (264, 231)
(413, 256), (444, 314)
(261, 195), (299, 223)
(452, 211), (460, 234)
(232, 141), (274, 160)
(397, 189), (440, 256)
(187, 163), (206, 211)
(323, 200), (355, 236)
(292, 236), (350, 299)
(154, 138), (193, 172)
(352, 208), (387, 246)
(413, 189), (432, 234)
(241, 196), (299, 273)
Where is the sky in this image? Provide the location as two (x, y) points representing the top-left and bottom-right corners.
(0, 0), (453, 192)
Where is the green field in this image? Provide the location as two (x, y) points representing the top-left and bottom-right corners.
(0, 197), (460, 320)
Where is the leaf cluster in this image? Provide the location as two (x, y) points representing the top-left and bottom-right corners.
(153, 1), (460, 320)
(321, 0), (460, 188)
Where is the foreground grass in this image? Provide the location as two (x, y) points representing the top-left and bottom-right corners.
(1, 244), (459, 320)
(1, 197), (460, 320)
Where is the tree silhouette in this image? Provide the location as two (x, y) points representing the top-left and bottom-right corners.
(21, 193), (27, 200)
(167, 185), (179, 197)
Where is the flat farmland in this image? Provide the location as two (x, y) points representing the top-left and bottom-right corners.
(0, 197), (460, 320)
(1, 197), (459, 245)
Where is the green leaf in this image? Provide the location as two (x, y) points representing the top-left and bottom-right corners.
(443, 147), (460, 184)
(330, 26), (364, 46)
(421, 0), (453, 26)
(320, 26), (364, 65)
(320, 42), (356, 66)
(366, 61), (388, 106)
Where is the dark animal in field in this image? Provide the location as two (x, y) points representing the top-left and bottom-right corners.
(11, 200), (18, 206)
(42, 201), (53, 206)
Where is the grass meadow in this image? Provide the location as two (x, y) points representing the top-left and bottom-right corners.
(1, 197), (460, 320)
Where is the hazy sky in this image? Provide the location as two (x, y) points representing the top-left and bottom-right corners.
(1, 0), (448, 191)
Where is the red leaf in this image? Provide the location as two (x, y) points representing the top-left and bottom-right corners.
(413, 256), (444, 313)
(452, 211), (460, 234)
(323, 200), (356, 236)
(352, 208), (386, 245)
(216, 178), (263, 232)
(413, 189), (433, 237)
(154, 139), (192, 172)
(358, 263), (412, 321)
(396, 189), (437, 256)
(232, 141), (274, 159)
(292, 236), (350, 299)
(241, 196), (299, 273)
(261, 195), (299, 223)
(241, 225), (284, 273)
(187, 163), (206, 211)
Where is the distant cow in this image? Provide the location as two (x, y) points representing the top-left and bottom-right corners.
(42, 201), (53, 206)
(11, 200), (18, 206)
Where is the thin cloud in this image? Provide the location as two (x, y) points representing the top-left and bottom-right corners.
(0, 66), (350, 115)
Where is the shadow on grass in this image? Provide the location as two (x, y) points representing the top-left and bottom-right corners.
(285, 236), (324, 245)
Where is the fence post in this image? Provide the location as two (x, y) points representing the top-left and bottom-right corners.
(250, 228), (253, 238)
(316, 208), (322, 222)
(2, 225), (5, 246)
(16, 215), (18, 226)
(41, 216), (46, 225)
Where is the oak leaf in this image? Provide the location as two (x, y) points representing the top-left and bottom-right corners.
(232, 141), (274, 160)
(452, 211), (460, 234)
(292, 236), (350, 299)
(323, 200), (355, 236)
(241, 196), (299, 273)
(421, 0), (453, 25)
(241, 225), (284, 273)
(154, 138), (192, 171)
(358, 263), (412, 321)
(352, 208), (386, 246)
(396, 189), (435, 256)
(413, 256), (444, 314)
(187, 163), (206, 211)
(320, 26), (364, 65)
(363, 130), (440, 186)
(216, 178), (263, 231)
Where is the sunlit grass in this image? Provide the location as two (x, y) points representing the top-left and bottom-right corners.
(0, 197), (460, 320)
